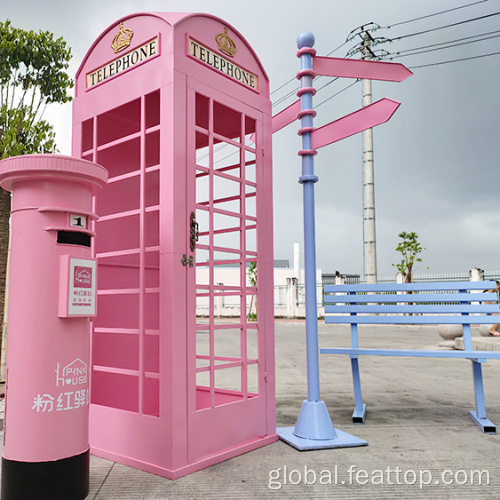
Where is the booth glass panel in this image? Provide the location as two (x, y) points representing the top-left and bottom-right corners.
(193, 92), (261, 411)
(88, 91), (161, 417)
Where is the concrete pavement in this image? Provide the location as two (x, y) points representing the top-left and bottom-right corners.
(2, 321), (500, 499)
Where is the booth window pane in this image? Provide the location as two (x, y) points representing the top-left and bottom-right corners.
(247, 363), (259, 395)
(143, 333), (159, 373)
(145, 250), (160, 288)
(97, 98), (141, 146)
(96, 174), (140, 216)
(97, 138), (141, 179)
(214, 366), (242, 394)
(95, 214), (140, 254)
(213, 101), (241, 140)
(195, 93), (210, 130)
(91, 370), (139, 413)
(82, 118), (93, 152)
(143, 377), (159, 416)
(145, 169), (159, 208)
(196, 133), (210, 165)
(245, 115), (256, 132)
(95, 293), (140, 329)
(146, 130), (160, 168)
(93, 332), (139, 370)
(214, 327), (241, 360)
(145, 91), (160, 129)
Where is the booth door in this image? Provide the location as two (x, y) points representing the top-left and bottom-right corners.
(186, 79), (268, 460)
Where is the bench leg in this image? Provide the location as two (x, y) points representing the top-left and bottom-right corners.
(469, 360), (497, 434)
(351, 356), (367, 424)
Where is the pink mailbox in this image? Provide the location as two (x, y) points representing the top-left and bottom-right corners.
(0, 155), (107, 499)
(72, 12), (277, 478)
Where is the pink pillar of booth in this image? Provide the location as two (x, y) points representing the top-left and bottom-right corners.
(72, 12), (277, 479)
(0, 155), (107, 499)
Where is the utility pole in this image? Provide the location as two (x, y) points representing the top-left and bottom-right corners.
(361, 32), (377, 284)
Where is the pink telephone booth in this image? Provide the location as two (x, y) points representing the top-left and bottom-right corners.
(72, 12), (276, 478)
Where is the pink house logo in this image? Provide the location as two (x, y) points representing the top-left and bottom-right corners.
(74, 266), (92, 288)
(56, 358), (88, 387)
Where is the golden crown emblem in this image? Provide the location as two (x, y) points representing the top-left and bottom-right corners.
(111, 22), (134, 53)
(215, 27), (237, 58)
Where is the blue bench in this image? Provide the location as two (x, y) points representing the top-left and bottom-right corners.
(321, 281), (500, 434)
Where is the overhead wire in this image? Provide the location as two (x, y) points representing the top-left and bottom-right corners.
(314, 80), (360, 110)
(382, 0), (489, 29)
(388, 28), (500, 56)
(408, 49), (500, 69)
(389, 32), (500, 59)
(363, 4), (500, 69)
(385, 11), (500, 42)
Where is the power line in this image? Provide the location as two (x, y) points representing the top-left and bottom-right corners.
(270, 78), (297, 96)
(314, 80), (360, 109)
(390, 32), (500, 59)
(388, 11), (500, 41)
(388, 28), (500, 56)
(408, 49), (500, 69)
(383, 0), (489, 29)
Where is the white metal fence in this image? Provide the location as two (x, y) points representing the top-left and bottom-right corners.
(205, 270), (500, 318)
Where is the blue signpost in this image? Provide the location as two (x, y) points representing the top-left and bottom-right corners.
(276, 32), (368, 450)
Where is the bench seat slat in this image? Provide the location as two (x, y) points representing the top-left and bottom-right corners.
(320, 347), (500, 359)
(325, 304), (500, 314)
(325, 315), (497, 324)
(324, 281), (496, 293)
(324, 292), (497, 304)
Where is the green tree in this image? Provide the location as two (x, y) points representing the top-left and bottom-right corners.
(0, 19), (73, 159)
(0, 20), (73, 378)
(393, 231), (426, 283)
(247, 261), (257, 320)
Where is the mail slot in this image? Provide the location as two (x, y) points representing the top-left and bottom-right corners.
(0, 154), (107, 500)
(57, 230), (92, 247)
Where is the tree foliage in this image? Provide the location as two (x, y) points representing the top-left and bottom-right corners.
(247, 261), (257, 287)
(0, 19), (73, 158)
(247, 261), (257, 320)
(393, 231), (426, 283)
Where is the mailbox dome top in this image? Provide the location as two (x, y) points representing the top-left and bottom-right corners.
(0, 154), (108, 192)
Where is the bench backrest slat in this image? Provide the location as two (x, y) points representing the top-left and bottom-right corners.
(324, 280), (496, 293)
(325, 304), (500, 314)
(325, 315), (497, 325)
(323, 280), (499, 325)
(324, 292), (497, 304)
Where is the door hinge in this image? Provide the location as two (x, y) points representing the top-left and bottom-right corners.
(181, 254), (194, 268)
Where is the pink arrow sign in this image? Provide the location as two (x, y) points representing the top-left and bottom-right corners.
(314, 56), (413, 82)
(272, 99), (301, 133)
(312, 98), (400, 150)
(252, 99), (299, 143)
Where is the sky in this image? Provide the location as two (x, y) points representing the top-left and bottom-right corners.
(3, 0), (500, 278)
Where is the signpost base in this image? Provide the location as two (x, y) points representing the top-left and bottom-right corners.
(277, 427), (368, 451)
(277, 400), (368, 450)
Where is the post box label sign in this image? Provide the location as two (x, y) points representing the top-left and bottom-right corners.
(188, 37), (258, 91)
(59, 257), (97, 317)
(69, 259), (96, 314)
(86, 36), (160, 89)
